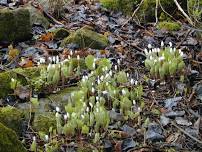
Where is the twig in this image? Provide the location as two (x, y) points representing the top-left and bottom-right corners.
(155, 0), (159, 25)
(122, 0), (145, 28)
(173, 0), (194, 25)
(171, 121), (202, 145)
(176, 29), (192, 49)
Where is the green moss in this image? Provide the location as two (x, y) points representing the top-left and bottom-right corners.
(0, 8), (31, 42)
(0, 106), (25, 136)
(157, 21), (181, 31)
(100, 0), (137, 15)
(53, 28), (70, 40)
(0, 123), (27, 152)
(33, 113), (56, 133)
(61, 27), (109, 49)
(0, 66), (42, 98)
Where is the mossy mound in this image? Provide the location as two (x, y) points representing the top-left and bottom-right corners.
(0, 7), (32, 43)
(0, 123), (27, 152)
(100, 0), (137, 15)
(157, 21), (181, 31)
(33, 113), (56, 133)
(0, 66), (41, 98)
(53, 28), (70, 40)
(100, 0), (187, 22)
(0, 106), (26, 136)
(61, 27), (109, 49)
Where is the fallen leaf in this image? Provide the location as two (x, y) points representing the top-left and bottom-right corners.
(39, 32), (54, 42)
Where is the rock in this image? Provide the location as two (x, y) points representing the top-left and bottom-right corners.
(145, 123), (164, 142)
(24, 3), (50, 28)
(33, 113), (56, 133)
(0, 106), (26, 136)
(0, 66), (41, 98)
(0, 122), (27, 152)
(61, 26), (109, 49)
(0, 7), (32, 43)
(52, 28), (70, 40)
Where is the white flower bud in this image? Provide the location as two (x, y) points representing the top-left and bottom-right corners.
(114, 65), (118, 71)
(117, 59), (121, 65)
(161, 41), (164, 47)
(70, 50), (73, 56)
(33, 136), (36, 141)
(56, 107), (60, 112)
(169, 42), (172, 47)
(77, 55), (80, 60)
(148, 44), (152, 49)
(130, 79), (134, 85)
(45, 135), (49, 141)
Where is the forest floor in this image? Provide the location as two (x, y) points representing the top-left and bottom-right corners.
(0, 0), (202, 152)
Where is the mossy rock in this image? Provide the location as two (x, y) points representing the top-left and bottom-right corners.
(0, 122), (27, 152)
(0, 66), (41, 98)
(0, 106), (26, 136)
(33, 113), (56, 133)
(61, 27), (109, 49)
(157, 21), (181, 31)
(53, 28), (70, 40)
(0, 7), (32, 43)
(24, 3), (50, 29)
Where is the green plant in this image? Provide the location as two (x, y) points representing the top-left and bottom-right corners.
(144, 43), (185, 79)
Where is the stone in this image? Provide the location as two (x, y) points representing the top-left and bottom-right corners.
(0, 106), (26, 136)
(24, 3), (50, 28)
(0, 122), (27, 152)
(61, 26), (109, 49)
(0, 7), (32, 43)
(52, 28), (70, 40)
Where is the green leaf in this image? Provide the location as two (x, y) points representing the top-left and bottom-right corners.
(85, 55), (95, 70)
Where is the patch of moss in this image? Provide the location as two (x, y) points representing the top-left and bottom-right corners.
(0, 123), (27, 152)
(100, 0), (137, 15)
(157, 21), (181, 31)
(0, 8), (32, 42)
(61, 27), (109, 49)
(53, 28), (70, 40)
(33, 113), (56, 133)
(0, 66), (42, 98)
(0, 106), (25, 136)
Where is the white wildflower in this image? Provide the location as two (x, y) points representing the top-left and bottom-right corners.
(161, 41), (164, 47)
(56, 106), (60, 112)
(148, 44), (152, 49)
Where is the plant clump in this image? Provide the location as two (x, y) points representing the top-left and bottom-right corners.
(30, 55), (144, 151)
(144, 42), (185, 79)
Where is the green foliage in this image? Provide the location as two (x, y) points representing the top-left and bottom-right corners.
(188, 0), (202, 25)
(85, 55), (95, 70)
(100, 0), (137, 15)
(144, 45), (185, 79)
(157, 21), (181, 31)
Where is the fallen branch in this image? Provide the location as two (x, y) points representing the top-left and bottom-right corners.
(122, 0), (144, 27)
(171, 121), (202, 145)
(173, 0), (194, 25)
